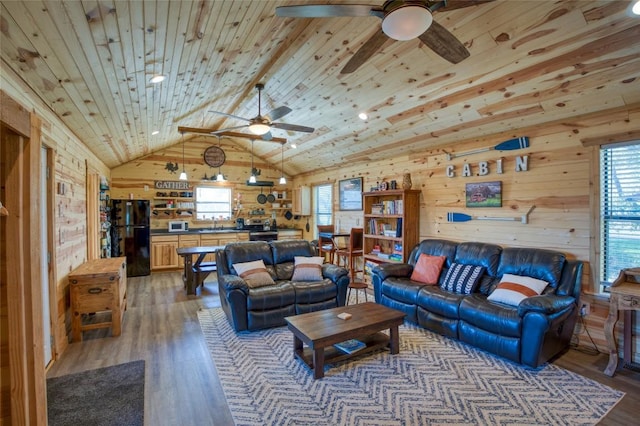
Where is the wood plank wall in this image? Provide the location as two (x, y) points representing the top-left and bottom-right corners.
(292, 109), (640, 361)
(1, 63), (110, 373)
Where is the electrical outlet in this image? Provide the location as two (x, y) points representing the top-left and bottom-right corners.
(580, 302), (590, 316)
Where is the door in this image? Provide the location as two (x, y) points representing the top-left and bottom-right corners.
(41, 146), (52, 367)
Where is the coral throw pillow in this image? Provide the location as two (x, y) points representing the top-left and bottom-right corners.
(487, 273), (549, 306)
(410, 254), (446, 285)
(291, 256), (324, 281)
(232, 259), (275, 289)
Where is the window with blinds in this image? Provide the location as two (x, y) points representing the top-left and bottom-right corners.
(195, 186), (232, 220)
(314, 184), (333, 230)
(600, 142), (640, 290)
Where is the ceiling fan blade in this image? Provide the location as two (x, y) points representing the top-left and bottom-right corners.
(271, 122), (315, 133)
(266, 106), (292, 122)
(434, 0), (495, 12)
(418, 20), (469, 64)
(208, 110), (250, 122)
(276, 4), (379, 18)
(341, 30), (390, 74)
(210, 125), (249, 134)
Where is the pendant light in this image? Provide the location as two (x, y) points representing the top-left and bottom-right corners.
(279, 143), (286, 185)
(249, 140), (257, 183)
(215, 136), (225, 182)
(179, 132), (188, 181)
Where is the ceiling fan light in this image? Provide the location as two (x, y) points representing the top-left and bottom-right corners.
(632, 0), (640, 15)
(249, 122), (271, 135)
(382, 5), (433, 41)
(149, 74), (166, 84)
(179, 171), (188, 181)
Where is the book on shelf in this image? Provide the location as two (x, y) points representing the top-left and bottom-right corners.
(377, 253), (391, 259)
(334, 339), (366, 354)
(393, 242), (403, 254)
(389, 253), (403, 262)
(395, 218), (402, 237)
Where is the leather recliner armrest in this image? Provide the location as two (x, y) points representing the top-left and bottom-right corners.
(219, 274), (250, 293)
(321, 263), (349, 282)
(517, 294), (576, 316)
(373, 263), (414, 282)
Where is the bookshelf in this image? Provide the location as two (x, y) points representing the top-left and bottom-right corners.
(363, 189), (421, 282)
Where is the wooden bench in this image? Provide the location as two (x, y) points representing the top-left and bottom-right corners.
(192, 262), (217, 290)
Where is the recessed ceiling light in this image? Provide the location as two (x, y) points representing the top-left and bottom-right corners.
(151, 130), (160, 135)
(291, 144), (297, 149)
(358, 112), (368, 121)
(149, 74), (166, 84)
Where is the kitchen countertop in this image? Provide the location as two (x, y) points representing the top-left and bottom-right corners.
(150, 228), (303, 236)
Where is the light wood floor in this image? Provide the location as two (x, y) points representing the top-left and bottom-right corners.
(47, 272), (639, 426)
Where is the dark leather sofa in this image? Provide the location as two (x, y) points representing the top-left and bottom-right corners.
(371, 239), (583, 368)
(216, 239), (350, 332)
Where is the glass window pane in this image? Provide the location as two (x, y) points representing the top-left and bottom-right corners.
(314, 184), (333, 235)
(195, 186), (232, 220)
(600, 143), (640, 290)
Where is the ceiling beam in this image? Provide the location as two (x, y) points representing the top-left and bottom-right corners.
(177, 126), (287, 143)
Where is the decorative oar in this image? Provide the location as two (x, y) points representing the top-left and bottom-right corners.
(444, 137), (529, 161)
(447, 205), (536, 224)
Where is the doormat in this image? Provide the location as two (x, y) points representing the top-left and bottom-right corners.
(47, 360), (145, 426)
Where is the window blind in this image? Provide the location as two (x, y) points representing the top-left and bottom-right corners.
(195, 186), (232, 220)
(600, 142), (640, 287)
(314, 184), (333, 227)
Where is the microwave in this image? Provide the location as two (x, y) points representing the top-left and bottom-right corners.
(168, 221), (189, 232)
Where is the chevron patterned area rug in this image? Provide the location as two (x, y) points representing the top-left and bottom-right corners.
(198, 307), (623, 426)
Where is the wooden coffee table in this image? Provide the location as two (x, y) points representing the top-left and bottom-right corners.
(285, 302), (405, 379)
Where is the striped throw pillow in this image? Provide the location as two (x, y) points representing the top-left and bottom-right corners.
(487, 273), (548, 306)
(291, 256), (324, 281)
(440, 263), (485, 294)
(232, 259), (275, 289)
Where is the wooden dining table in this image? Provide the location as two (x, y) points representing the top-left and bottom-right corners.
(175, 245), (225, 295)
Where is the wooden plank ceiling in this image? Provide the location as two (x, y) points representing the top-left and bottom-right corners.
(1, 0), (638, 175)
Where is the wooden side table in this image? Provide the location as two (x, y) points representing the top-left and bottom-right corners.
(69, 257), (127, 342)
(603, 268), (640, 376)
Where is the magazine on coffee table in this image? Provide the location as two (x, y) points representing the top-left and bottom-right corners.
(334, 339), (366, 354)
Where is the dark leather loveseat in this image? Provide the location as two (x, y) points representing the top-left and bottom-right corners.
(371, 239), (583, 368)
(216, 239), (350, 332)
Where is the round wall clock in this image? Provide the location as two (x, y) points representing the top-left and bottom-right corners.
(203, 146), (226, 167)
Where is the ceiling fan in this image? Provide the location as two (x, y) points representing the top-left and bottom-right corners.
(208, 83), (314, 141)
(276, 0), (493, 74)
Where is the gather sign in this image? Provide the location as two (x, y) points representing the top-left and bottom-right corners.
(154, 180), (192, 190)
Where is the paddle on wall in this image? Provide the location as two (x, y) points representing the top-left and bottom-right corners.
(447, 206), (536, 224)
(444, 137), (529, 161)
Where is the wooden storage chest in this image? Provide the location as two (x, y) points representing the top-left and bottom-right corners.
(69, 257), (127, 342)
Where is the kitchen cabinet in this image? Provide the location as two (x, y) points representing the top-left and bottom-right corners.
(178, 234), (201, 268)
(293, 186), (311, 216)
(150, 235), (179, 270)
(277, 229), (303, 240)
(200, 233), (241, 263)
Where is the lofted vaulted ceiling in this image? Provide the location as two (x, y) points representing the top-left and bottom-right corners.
(1, 0), (639, 175)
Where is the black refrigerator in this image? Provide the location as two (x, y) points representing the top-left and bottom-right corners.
(110, 199), (151, 277)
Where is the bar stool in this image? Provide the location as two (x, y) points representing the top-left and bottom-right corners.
(335, 228), (367, 304)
